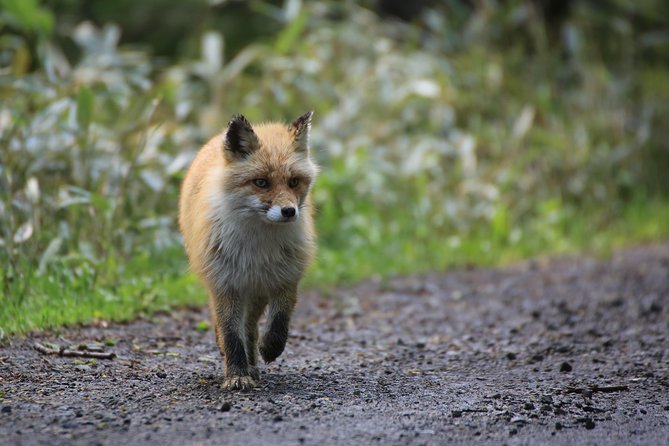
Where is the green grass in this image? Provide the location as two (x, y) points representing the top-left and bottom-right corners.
(0, 247), (206, 336)
(2, 199), (668, 336)
(310, 198), (669, 285)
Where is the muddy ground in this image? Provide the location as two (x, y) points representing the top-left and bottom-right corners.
(1, 244), (668, 445)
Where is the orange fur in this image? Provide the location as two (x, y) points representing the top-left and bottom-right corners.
(178, 113), (317, 390)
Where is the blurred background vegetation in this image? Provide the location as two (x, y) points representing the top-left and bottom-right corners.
(1, 0), (668, 334)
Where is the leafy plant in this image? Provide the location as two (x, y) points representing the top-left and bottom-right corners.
(1, 1), (668, 334)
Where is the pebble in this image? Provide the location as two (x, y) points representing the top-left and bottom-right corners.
(220, 402), (231, 412)
(524, 403), (535, 410)
(273, 415), (283, 422)
(2, 406), (11, 414)
(540, 395), (553, 404)
(559, 362), (573, 373)
(156, 371), (167, 379)
(511, 416), (527, 425)
(584, 418), (595, 429)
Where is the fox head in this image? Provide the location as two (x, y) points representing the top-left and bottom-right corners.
(221, 111), (318, 225)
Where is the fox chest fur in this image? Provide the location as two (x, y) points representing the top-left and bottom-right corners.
(205, 197), (314, 297)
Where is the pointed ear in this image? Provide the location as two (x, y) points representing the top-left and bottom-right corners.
(289, 111), (313, 154)
(223, 114), (260, 162)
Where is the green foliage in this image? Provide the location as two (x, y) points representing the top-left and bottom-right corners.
(1, 1), (668, 334)
(1, 0), (53, 35)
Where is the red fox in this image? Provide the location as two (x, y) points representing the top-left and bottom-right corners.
(178, 112), (317, 390)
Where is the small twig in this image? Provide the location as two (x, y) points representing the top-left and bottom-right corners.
(34, 343), (116, 360)
(564, 384), (629, 394)
(590, 385), (629, 393)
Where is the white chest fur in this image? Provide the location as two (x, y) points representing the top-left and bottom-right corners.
(204, 205), (310, 298)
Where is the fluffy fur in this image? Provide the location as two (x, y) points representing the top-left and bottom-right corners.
(178, 112), (317, 390)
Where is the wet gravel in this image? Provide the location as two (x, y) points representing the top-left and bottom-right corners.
(1, 244), (669, 445)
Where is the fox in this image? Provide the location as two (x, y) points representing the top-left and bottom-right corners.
(178, 111), (318, 391)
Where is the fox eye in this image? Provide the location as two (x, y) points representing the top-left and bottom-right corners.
(254, 179), (270, 188)
(288, 177), (299, 188)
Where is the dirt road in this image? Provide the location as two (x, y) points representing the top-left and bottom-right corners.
(1, 244), (668, 445)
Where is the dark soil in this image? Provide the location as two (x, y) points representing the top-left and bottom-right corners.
(2, 244), (669, 445)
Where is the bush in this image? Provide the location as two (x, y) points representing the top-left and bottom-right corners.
(1, 1), (668, 333)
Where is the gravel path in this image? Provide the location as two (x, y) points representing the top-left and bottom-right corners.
(1, 244), (668, 445)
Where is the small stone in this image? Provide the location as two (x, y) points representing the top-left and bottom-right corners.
(273, 415), (283, 422)
(415, 342), (426, 349)
(506, 352), (517, 360)
(524, 402), (535, 410)
(509, 428), (518, 436)
(540, 395), (553, 404)
(62, 421), (78, 430)
(559, 362), (573, 373)
(511, 416), (527, 425)
(451, 410), (462, 418)
(584, 418), (595, 429)
(1, 406), (11, 414)
(220, 402), (231, 412)
(156, 371), (167, 379)
(555, 422), (562, 430)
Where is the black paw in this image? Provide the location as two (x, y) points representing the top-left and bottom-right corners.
(248, 365), (260, 380)
(259, 337), (285, 364)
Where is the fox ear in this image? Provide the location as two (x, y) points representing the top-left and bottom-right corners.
(224, 114), (259, 162)
(289, 111), (313, 154)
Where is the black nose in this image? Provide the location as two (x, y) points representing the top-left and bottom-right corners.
(281, 207), (296, 218)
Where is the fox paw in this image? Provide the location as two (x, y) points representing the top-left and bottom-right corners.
(259, 340), (284, 364)
(248, 365), (260, 381)
(222, 375), (256, 391)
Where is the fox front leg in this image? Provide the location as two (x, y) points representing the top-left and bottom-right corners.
(260, 286), (297, 364)
(244, 301), (266, 381)
(212, 293), (257, 391)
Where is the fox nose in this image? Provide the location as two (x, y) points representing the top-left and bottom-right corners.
(281, 207), (296, 218)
